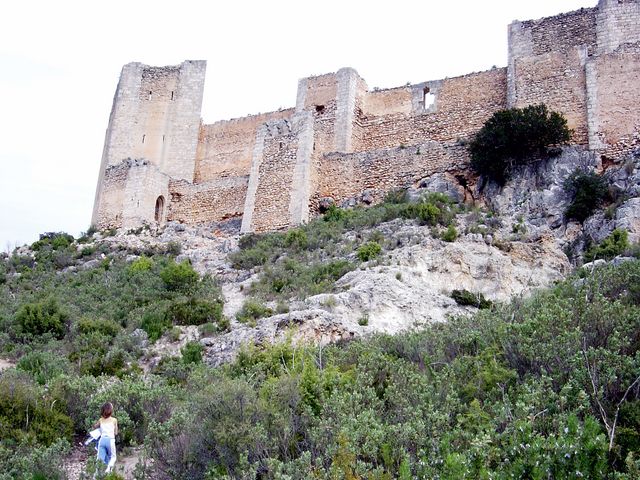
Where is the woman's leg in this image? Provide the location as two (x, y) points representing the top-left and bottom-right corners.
(97, 437), (110, 465)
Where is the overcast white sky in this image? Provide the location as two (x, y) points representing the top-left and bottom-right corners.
(0, 0), (594, 249)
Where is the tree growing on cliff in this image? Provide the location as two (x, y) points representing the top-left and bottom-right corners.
(469, 104), (572, 184)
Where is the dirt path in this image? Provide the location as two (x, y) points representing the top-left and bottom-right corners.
(64, 442), (144, 480)
(0, 357), (16, 371)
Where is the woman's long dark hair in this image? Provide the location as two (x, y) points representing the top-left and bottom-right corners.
(101, 402), (113, 419)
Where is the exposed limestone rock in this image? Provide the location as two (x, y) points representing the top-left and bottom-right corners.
(615, 198), (640, 243)
(486, 147), (599, 239)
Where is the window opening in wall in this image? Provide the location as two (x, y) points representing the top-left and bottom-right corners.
(148, 90), (152, 100)
(142, 134), (146, 144)
(155, 196), (165, 223)
(315, 105), (325, 113)
(423, 87), (435, 110)
(162, 135), (165, 143)
(171, 91), (174, 100)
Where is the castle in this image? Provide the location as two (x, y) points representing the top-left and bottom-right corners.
(92, 0), (640, 233)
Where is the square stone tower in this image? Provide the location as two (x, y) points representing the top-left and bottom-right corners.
(92, 60), (206, 229)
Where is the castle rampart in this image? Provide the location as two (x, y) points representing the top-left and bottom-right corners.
(92, 0), (640, 234)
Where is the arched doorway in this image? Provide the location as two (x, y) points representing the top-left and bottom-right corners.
(154, 195), (165, 223)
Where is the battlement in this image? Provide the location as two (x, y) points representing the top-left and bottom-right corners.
(92, 1), (640, 233)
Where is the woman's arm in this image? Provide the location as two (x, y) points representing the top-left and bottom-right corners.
(114, 419), (118, 436)
(92, 418), (100, 429)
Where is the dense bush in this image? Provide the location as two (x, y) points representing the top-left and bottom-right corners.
(77, 317), (121, 337)
(357, 241), (382, 261)
(16, 350), (70, 385)
(15, 298), (67, 339)
(236, 299), (274, 324)
(0, 370), (73, 446)
(140, 309), (172, 342)
(564, 170), (609, 222)
(469, 104), (571, 184)
(450, 289), (492, 309)
(181, 341), (204, 364)
(584, 228), (629, 262)
(160, 259), (199, 292)
(165, 297), (224, 327)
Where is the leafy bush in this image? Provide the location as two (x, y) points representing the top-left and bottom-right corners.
(17, 351), (70, 385)
(564, 171), (609, 222)
(284, 228), (308, 250)
(77, 317), (121, 337)
(451, 289), (492, 309)
(15, 298), (67, 339)
(469, 104), (571, 184)
(236, 300), (273, 324)
(165, 298), (223, 326)
(441, 224), (458, 242)
(140, 309), (172, 342)
(160, 259), (199, 292)
(584, 228), (630, 262)
(0, 370), (73, 446)
(182, 341), (204, 364)
(324, 204), (346, 222)
(0, 438), (70, 480)
(357, 241), (382, 261)
(127, 255), (154, 274)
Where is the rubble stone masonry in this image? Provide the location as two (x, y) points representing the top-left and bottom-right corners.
(93, 0), (640, 233)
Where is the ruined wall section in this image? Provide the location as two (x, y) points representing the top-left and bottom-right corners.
(242, 114), (315, 233)
(356, 69), (507, 152)
(312, 142), (469, 211)
(96, 159), (170, 229)
(194, 109), (294, 183)
(596, 0), (640, 54)
(507, 9), (596, 144)
(511, 49), (590, 144)
(167, 176), (248, 224)
(587, 47), (640, 157)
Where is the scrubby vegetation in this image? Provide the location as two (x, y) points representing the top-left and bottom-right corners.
(230, 191), (460, 303)
(1, 229), (640, 478)
(469, 104), (572, 184)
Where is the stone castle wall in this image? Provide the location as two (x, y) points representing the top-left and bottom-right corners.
(92, 0), (640, 234)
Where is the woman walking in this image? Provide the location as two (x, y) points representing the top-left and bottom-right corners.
(93, 402), (118, 473)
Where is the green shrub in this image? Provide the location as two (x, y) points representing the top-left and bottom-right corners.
(584, 228), (629, 262)
(78, 245), (96, 258)
(469, 104), (571, 184)
(128, 255), (154, 274)
(564, 171), (609, 222)
(181, 341), (204, 365)
(0, 438), (70, 480)
(77, 317), (121, 337)
(160, 259), (199, 292)
(15, 298), (67, 339)
(441, 224), (458, 242)
(284, 228), (308, 250)
(16, 351), (70, 385)
(165, 298), (223, 326)
(358, 314), (369, 326)
(451, 289), (492, 309)
(0, 370), (73, 446)
(357, 241), (382, 262)
(324, 204), (346, 222)
(236, 300), (273, 324)
(140, 309), (172, 342)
